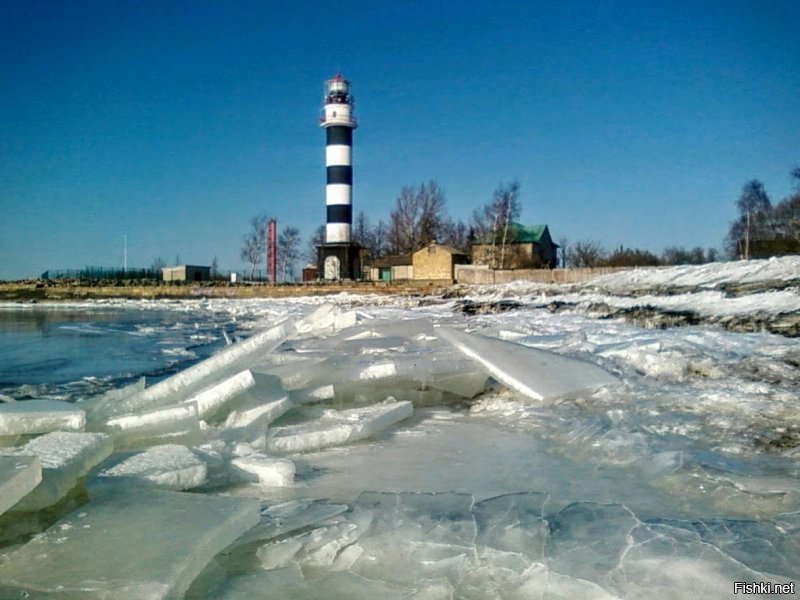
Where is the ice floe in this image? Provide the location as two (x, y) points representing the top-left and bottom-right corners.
(0, 399), (85, 436)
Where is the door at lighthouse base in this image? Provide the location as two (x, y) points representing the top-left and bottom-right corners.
(324, 255), (341, 281)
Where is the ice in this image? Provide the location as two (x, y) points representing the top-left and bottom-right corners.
(82, 377), (145, 426)
(0, 490), (260, 598)
(472, 492), (549, 560)
(227, 499), (349, 550)
(436, 327), (618, 402)
(217, 566), (414, 599)
(547, 502), (640, 584)
(103, 402), (201, 449)
(90, 444), (207, 492)
(96, 317), (297, 418)
(222, 396), (292, 432)
(266, 399), (413, 453)
(230, 454), (295, 486)
(0, 399), (85, 435)
(183, 369), (256, 420)
(0, 456), (41, 517)
(608, 519), (797, 599)
(348, 492), (477, 587)
(1, 432), (113, 511)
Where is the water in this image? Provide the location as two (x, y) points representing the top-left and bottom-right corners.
(0, 303), (244, 398)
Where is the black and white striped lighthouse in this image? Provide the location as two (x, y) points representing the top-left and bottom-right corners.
(317, 74), (360, 280)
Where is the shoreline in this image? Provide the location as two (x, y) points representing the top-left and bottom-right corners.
(0, 281), (451, 302)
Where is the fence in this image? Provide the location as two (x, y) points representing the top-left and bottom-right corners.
(41, 267), (161, 281)
(454, 265), (635, 285)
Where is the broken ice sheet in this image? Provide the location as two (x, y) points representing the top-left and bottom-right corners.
(1, 431), (113, 511)
(230, 454), (294, 487)
(102, 402), (202, 450)
(348, 491), (477, 587)
(0, 490), (260, 599)
(183, 369), (256, 421)
(606, 519), (797, 599)
(216, 565), (416, 600)
(266, 399), (413, 453)
(0, 455), (41, 517)
(225, 499), (349, 552)
(472, 492), (549, 561)
(90, 444), (207, 493)
(546, 502), (640, 584)
(436, 327), (618, 402)
(0, 399), (85, 436)
(92, 317), (297, 419)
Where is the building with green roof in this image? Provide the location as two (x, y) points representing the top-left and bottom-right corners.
(471, 223), (559, 269)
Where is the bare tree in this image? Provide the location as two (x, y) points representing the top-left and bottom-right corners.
(306, 225), (326, 264)
(278, 226), (301, 283)
(370, 219), (389, 258)
(240, 214), (269, 279)
(151, 256), (166, 272)
(211, 256), (219, 279)
(470, 180), (522, 268)
(557, 237), (569, 268)
(439, 219), (470, 254)
(353, 211), (373, 249)
(568, 240), (605, 268)
(387, 181), (447, 254)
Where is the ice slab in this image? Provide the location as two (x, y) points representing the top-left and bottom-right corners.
(436, 327), (618, 402)
(0, 455), (41, 517)
(103, 402), (202, 450)
(230, 454), (294, 486)
(1, 432), (113, 511)
(91, 444), (207, 492)
(223, 396), (291, 431)
(98, 318), (296, 417)
(0, 490), (261, 598)
(0, 399), (85, 436)
(184, 369), (256, 420)
(266, 399), (413, 453)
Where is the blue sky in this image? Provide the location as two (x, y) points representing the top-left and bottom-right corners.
(1, 0), (798, 280)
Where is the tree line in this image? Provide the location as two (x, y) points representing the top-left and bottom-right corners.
(725, 167), (800, 260)
(237, 164), (800, 281)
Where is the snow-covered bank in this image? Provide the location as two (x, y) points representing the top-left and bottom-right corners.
(454, 257), (800, 337)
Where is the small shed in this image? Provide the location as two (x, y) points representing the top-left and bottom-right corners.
(368, 255), (413, 282)
(161, 265), (211, 282)
(302, 265), (317, 282)
(471, 224), (558, 269)
(412, 243), (469, 283)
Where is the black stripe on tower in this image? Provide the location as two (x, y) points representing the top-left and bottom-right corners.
(326, 126), (353, 146)
(327, 205), (352, 223)
(327, 165), (352, 185)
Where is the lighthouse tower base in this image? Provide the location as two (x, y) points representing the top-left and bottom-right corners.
(317, 243), (361, 281)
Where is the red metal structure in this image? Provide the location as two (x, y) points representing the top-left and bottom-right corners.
(267, 219), (277, 283)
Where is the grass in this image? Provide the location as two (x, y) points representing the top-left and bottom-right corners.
(0, 280), (450, 302)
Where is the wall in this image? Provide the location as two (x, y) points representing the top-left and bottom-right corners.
(454, 265), (635, 285)
(413, 246), (456, 281)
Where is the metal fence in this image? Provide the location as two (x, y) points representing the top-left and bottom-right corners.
(41, 267), (161, 281)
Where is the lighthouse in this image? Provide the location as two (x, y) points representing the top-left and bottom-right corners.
(317, 74), (360, 281)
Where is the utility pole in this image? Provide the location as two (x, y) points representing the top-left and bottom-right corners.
(744, 211), (750, 260)
(124, 234), (127, 272)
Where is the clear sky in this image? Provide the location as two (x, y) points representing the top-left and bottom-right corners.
(1, 0), (798, 280)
